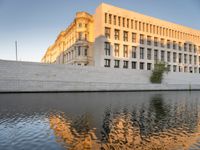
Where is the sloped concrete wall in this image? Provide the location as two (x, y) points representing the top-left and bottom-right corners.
(0, 60), (200, 92)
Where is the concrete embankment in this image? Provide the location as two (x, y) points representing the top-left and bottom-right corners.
(0, 60), (200, 92)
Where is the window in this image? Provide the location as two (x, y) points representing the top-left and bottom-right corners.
(154, 49), (158, 61)
(113, 15), (116, 25)
(123, 31), (128, 42)
(114, 29), (120, 40)
(123, 61), (128, 68)
(140, 62), (144, 70)
(105, 42), (110, 56)
(173, 52), (177, 63)
(132, 33), (136, 43)
(104, 59), (110, 67)
(105, 27), (111, 38)
(184, 54), (187, 64)
(140, 34), (144, 44)
(105, 13), (107, 23)
(184, 43), (187, 51)
(123, 45), (128, 57)
(78, 23), (82, 28)
(78, 46), (81, 56)
(179, 66), (182, 72)
(147, 36), (151, 45)
(114, 44), (119, 57)
(173, 65), (177, 72)
(123, 18), (125, 27)
(147, 48), (152, 60)
(161, 50), (165, 61)
(114, 60), (120, 68)
(84, 48), (87, 56)
(194, 45), (197, 53)
(147, 63), (152, 70)
(127, 19), (129, 28)
(154, 37), (158, 46)
(178, 42), (182, 51)
(132, 46), (137, 58)
(179, 53), (182, 63)
(173, 41), (176, 50)
(140, 47), (144, 59)
(189, 44), (192, 52)
(118, 17), (121, 26)
(194, 56), (197, 65)
(189, 55), (192, 64)
(109, 14), (112, 24)
(167, 52), (171, 62)
(167, 40), (170, 49)
(161, 38), (165, 48)
(132, 61), (137, 69)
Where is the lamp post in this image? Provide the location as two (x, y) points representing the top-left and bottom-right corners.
(15, 41), (18, 61)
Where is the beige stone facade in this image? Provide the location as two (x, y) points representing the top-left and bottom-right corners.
(42, 3), (200, 73)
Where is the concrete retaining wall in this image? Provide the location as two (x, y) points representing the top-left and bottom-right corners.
(0, 60), (200, 92)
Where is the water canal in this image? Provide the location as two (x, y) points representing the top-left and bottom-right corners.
(0, 91), (200, 150)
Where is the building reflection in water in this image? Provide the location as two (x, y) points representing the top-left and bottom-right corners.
(49, 95), (200, 150)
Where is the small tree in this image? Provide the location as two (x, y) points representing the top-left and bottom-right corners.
(150, 61), (168, 83)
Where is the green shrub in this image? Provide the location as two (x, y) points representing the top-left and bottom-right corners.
(150, 62), (168, 83)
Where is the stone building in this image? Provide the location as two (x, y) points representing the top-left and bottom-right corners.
(41, 3), (200, 73)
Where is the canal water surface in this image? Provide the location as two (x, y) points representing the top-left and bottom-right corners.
(0, 91), (200, 150)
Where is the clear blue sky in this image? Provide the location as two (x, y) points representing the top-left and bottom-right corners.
(0, 0), (200, 62)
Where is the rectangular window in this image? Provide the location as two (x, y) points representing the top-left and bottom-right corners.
(147, 63), (152, 70)
(189, 55), (192, 64)
(132, 46), (137, 58)
(154, 37), (158, 46)
(161, 50), (165, 61)
(173, 65), (177, 72)
(105, 42), (110, 56)
(114, 60), (120, 68)
(109, 14), (112, 24)
(147, 48), (152, 60)
(118, 16), (121, 26)
(140, 47), (144, 59)
(113, 15), (116, 25)
(132, 61), (137, 69)
(194, 45), (197, 53)
(167, 40), (170, 49)
(105, 13), (107, 23)
(78, 46), (81, 56)
(105, 27), (111, 38)
(123, 31), (128, 42)
(123, 45), (128, 57)
(104, 59), (110, 67)
(179, 53), (182, 63)
(147, 36), (151, 45)
(154, 49), (158, 61)
(140, 62), (144, 70)
(167, 52), (171, 62)
(161, 38), (165, 48)
(114, 43), (119, 57)
(114, 29), (120, 40)
(189, 44), (192, 52)
(132, 33), (136, 43)
(194, 56), (197, 65)
(184, 54), (187, 64)
(173, 52), (177, 63)
(140, 34), (144, 44)
(173, 41), (176, 50)
(123, 61), (128, 69)
(184, 43), (187, 51)
(184, 66), (187, 72)
(178, 42), (182, 51)
(123, 18), (125, 27)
